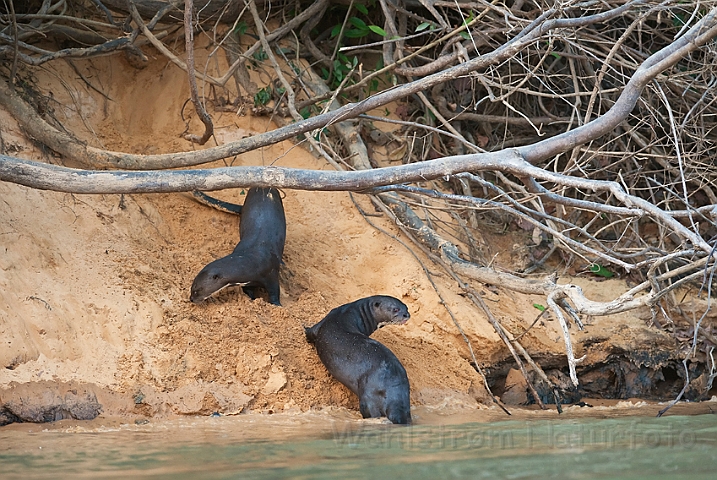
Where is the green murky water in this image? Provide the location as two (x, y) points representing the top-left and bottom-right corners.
(2, 410), (716, 479)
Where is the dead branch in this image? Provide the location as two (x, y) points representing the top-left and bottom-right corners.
(182, 0), (214, 145)
(100, 0), (243, 24)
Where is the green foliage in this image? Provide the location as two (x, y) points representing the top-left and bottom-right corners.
(253, 48), (268, 61)
(673, 11), (686, 27)
(589, 263), (614, 278)
(322, 2), (391, 96)
(253, 87), (271, 106)
(334, 16), (387, 39)
(233, 21), (248, 35)
(459, 12), (476, 40)
(332, 53), (358, 85)
(369, 25), (387, 36)
(289, 61), (301, 75)
(533, 303), (546, 312)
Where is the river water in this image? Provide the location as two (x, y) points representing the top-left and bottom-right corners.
(2, 403), (717, 479)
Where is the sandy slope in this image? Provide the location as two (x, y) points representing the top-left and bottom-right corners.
(0, 42), (680, 421)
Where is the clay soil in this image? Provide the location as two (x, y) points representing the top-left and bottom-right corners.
(0, 45), (709, 424)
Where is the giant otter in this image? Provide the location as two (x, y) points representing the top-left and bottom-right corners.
(305, 295), (412, 424)
(190, 187), (286, 306)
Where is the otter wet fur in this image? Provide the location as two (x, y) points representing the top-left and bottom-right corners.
(305, 295), (412, 424)
(190, 187), (286, 306)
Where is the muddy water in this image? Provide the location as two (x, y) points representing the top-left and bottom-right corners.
(2, 405), (717, 479)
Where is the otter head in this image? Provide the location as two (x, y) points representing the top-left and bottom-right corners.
(189, 257), (245, 303)
(371, 296), (411, 329)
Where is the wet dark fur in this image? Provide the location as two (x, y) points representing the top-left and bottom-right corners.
(305, 296), (411, 424)
(190, 187), (286, 306)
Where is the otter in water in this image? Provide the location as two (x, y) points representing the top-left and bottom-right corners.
(305, 295), (412, 424)
(190, 187), (286, 306)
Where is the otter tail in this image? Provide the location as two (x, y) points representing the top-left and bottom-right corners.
(304, 326), (317, 343)
(191, 191), (243, 214)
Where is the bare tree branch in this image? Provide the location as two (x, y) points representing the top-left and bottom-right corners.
(182, 0), (214, 145)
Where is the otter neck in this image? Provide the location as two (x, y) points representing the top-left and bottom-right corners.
(355, 299), (379, 336)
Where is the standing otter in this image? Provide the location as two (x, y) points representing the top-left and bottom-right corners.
(190, 187), (286, 306)
(305, 296), (412, 424)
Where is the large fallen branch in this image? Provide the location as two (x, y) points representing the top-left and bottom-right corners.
(1, 146), (714, 254)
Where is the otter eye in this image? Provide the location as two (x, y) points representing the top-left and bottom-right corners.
(212, 274), (220, 280)
(374, 302), (380, 307)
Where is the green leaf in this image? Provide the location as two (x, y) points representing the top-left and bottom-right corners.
(460, 31), (470, 40)
(355, 3), (369, 15)
(253, 87), (271, 106)
(253, 48), (267, 61)
(415, 22), (431, 32)
(533, 303), (546, 312)
(369, 25), (387, 37)
(330, 24), (341, 38)
(344, 28), (369, 38)
(589, 263), (614, 278)
(349, 17), (368, 29)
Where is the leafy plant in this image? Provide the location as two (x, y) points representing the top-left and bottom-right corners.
(324, 2), (387, 89)
(460, 12), (476, 40)
(332, 16), (387, 39)
(330, 52), (358, 86)
(253, 87), (272, 106)
(253, 48), (268, 61)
